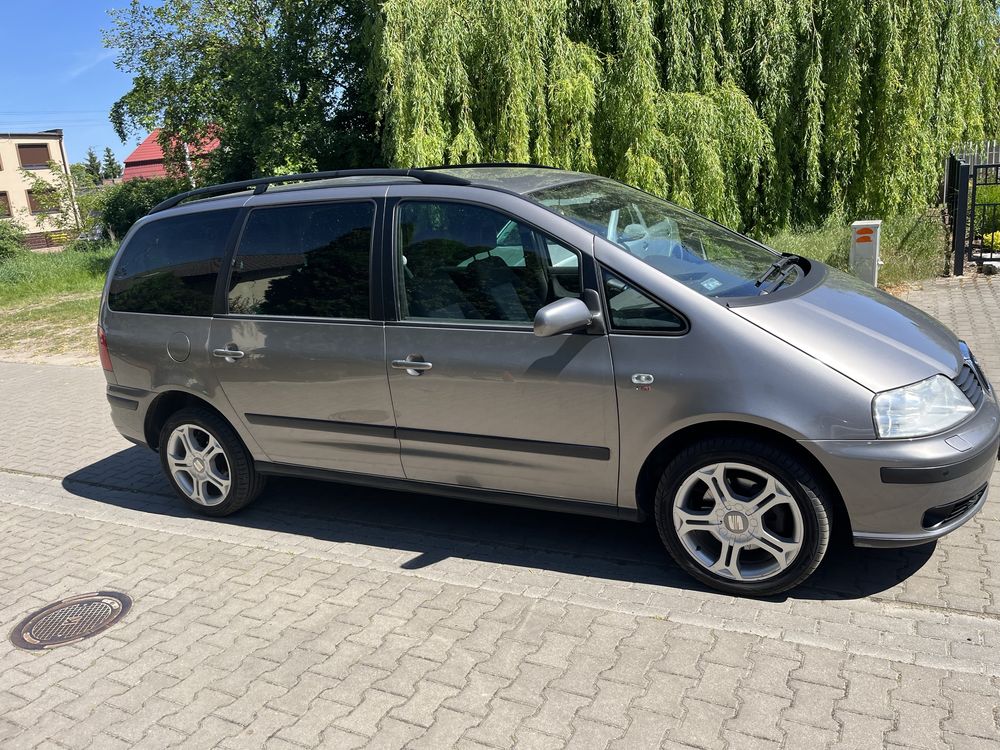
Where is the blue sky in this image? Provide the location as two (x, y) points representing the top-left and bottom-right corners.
(0, 3), (139, 164)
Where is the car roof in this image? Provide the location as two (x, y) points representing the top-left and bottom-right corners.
(427, 165), (594, 194)
(149, 165), (598, 216)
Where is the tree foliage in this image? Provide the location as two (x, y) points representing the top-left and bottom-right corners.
(370, 0), (1000, 231)
(0, 219), (27, 261)
(19, 164), (82, 234)
(108, 0), (1000, 231)
(83, 148), (104, 183)
(100, 177), (189, 240)
(106, 0), (378, 183)
(102, 148), (124, 180)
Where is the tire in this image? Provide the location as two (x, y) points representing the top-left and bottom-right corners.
(654, 437), (832, 596)
(158, 407), (265, 517)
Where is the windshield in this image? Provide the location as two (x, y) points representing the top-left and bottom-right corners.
(529, 178), (801, 298)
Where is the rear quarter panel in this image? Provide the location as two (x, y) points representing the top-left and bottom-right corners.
(99, 199), (266, 457)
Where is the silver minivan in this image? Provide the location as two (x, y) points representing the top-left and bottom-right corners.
(99, 165), (1000, 595)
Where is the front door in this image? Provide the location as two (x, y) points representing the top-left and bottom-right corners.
(384, 197), (619, 504)
(210, 197), (402, 477)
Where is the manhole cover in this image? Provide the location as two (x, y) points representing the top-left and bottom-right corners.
(9, 592), (131, 650)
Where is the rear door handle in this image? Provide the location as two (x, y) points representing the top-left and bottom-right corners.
(213, 348), (245, 360)
(391, 357), (433, 376)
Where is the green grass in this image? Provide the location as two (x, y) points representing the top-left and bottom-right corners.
(0, 244), (116, 308)
(0, 297), (103, 357)
(0, 244), (116, 360)
(766, 212), (947, 288)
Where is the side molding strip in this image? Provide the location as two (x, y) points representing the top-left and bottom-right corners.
(245, 413), (610, 461)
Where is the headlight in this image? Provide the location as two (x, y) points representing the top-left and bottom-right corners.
(873, 375), (975, 438)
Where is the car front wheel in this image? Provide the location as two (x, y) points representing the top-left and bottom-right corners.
(654, 437), (833, 596)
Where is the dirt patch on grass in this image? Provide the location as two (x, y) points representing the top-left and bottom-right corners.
(0, 294), (100, 365)
(11, 292), (96, 314)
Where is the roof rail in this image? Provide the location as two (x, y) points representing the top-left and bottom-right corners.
(422, 162), (563, 171)
(148, 168), (471, 215)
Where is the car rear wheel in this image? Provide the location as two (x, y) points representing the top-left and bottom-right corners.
(158, 407), (265, 516)
(654, 437), (832, 596)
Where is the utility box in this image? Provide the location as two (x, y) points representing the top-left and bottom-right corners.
(850, 220), (882, 286)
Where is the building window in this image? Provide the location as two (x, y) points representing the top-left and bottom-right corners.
(18, 144), (51, 169)
(0, 192), (10, 218)
(27, 189), (58, 215)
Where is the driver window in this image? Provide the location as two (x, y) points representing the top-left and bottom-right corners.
(397, 201), (582, 323)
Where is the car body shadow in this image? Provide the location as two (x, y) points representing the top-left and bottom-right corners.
(62, 446), (936, 602)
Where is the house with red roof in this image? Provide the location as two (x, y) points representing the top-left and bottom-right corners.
(122, 129), (220, 181)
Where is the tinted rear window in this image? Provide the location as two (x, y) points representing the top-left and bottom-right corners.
(109, 209), (237, 316)
(227, 201), (374, 319)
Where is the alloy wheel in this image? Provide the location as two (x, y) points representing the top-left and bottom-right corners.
(672, 462), (804, 582)
(165, 424), (232, 506)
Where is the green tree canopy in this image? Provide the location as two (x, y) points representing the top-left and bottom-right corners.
(102, 148), (124, 180)
(107, 0), (1000, 232)
(105, 0), (377, 181)
(83, 148), (104, 183)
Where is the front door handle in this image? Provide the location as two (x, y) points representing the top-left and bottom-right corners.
(213, 347), (245, 360)
(391, 356), (433, 376)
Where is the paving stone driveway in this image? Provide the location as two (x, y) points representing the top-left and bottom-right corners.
(1, 276), (999, 749)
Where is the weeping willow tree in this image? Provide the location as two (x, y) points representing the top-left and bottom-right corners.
(373, 0), (1000, 232)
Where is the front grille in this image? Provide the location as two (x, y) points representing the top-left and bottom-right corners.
(921, 484), (987, 530)
(968, 352), (992, 394)
(954, 364), (985, 409)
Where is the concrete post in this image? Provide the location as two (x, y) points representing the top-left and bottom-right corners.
(849, 220), (883, 286)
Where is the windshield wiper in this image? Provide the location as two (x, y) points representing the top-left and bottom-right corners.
(754, 254), (804, 288)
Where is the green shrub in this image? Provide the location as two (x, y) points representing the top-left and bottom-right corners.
(976, 185), (1000, 235)
(101, 177), (189, 240)
(0, 220), (27, 261)
(67, 237), (118, 254)
(766, 212), (946, 287)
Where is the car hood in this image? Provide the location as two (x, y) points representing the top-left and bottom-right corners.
(732, 266), (964, 393)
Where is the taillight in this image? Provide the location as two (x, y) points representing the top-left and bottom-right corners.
(98, 326), (114, 371)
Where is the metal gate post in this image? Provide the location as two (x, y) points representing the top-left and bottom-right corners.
(953, 161), (970, 276)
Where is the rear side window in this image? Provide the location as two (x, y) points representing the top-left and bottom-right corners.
(109, 209), (237, 316)
(228, 201), (374, 319)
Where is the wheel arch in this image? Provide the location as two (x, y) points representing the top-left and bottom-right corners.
(144, 390), (235, 451)
(634, 420), (851, 538)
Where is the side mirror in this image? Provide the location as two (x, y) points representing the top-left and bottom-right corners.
(533, 297), (593, 337)
(619, 223), (648, 243)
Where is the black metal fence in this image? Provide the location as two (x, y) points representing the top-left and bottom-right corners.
(945, 148), (1000, 274)
(971, 163), (1000, 257)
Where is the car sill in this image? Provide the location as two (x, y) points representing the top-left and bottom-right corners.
(255, 461), (640, 522)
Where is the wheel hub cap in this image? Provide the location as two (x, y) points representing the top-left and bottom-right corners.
(723, 511), (749, 535)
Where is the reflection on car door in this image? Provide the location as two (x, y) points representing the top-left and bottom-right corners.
(384, 195), (619, 504)
(210, 198), (403, 477)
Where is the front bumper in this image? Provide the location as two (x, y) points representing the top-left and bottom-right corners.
(801, 395), (1000, 548)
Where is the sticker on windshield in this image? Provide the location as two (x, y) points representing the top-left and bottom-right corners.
(701, 278), (722, 291)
